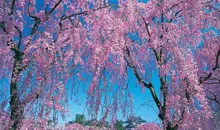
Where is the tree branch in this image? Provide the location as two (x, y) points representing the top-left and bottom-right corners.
(60, 4), (116, 21)
(0, 21), (8, 33)
(199, 49), (220, 84)
(46, 0), (62, 15)
(124, 47), (163, 113)
(165, 1), (183, 14)
(206, 90), (220, 105)
(9, 0), (16, 15)
(27, 0), (38, 19)
(203, 3), (220, 13)
(14, 26), (22, 49)
(143, 18), (151, 42)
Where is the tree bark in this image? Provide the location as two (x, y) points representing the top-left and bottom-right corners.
(165, 123), (178, 130)
(9, 49), (24, 130)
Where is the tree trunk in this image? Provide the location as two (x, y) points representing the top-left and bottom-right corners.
(10, 82), (24, 130)
(9, 50), (24, 130)
(164, 122), (178, 130)
(166, 125), (178, 130)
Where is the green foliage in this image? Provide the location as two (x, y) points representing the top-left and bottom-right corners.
(84, 120), (92, 126)
(47, 119), (53, 126)
(68, 121), (74, 125)
(115, 120), (125, 130)
(75, 114), (85, 125)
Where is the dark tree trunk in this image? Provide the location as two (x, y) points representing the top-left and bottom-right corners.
(166, 125), (178, 130)
(163, 122), (178, 130)
(9, 50), (24, 130)
(10, 82), (24, 130)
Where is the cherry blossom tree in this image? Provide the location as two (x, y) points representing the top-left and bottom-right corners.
(0, 0), (219, 130)
(0, 0), (116, 129)
(120, 0), (219, 130)
(83, 0), (219, 129)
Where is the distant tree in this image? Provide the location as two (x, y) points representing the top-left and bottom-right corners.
(67, 120), (74, 125)
(75, 114), (85, 125)
(47, 119), (53, 126)
(115, 120), (125, 130)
